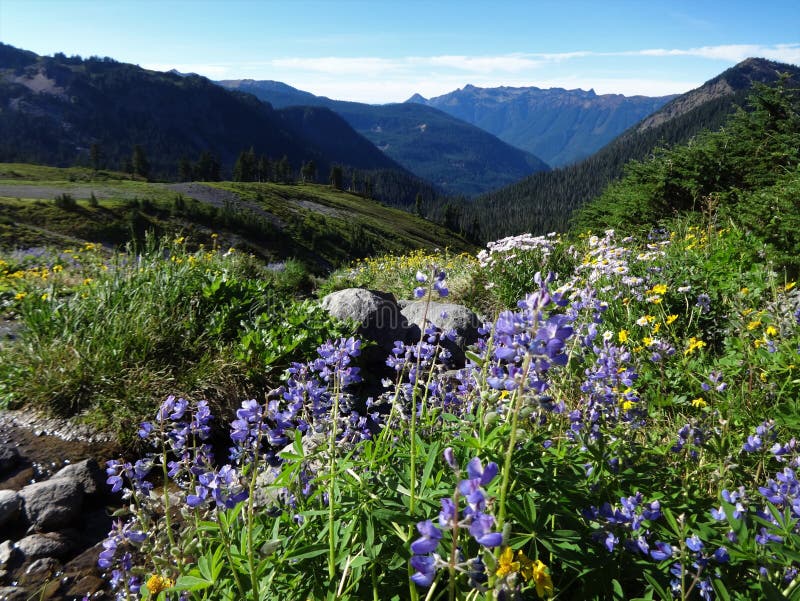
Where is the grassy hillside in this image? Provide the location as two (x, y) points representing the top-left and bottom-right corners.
(0, 163), (474, 269)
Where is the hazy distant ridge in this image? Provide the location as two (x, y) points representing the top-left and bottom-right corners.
(408, 84), (676, 167)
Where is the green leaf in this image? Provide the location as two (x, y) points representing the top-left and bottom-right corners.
(642, 571), (670, 600)
(712, 578), (731, 601)
(465, 350), (484, 366)
(173, 575), (213, 592)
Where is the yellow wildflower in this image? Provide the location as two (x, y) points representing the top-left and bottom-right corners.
(785, 281), (796, 292)
(532, 559), (554, 598)
(14, 292), (27, 301)
(740, 287), (749, 295)
(685, 337), (706, 356)
(618, 329), (629, 343)
(146, 574), (174, 595)
(765, 325), (778, 337)
(665, 314), (678, 325)
(496, 547), (520, 578)
(622, 400), (635, 411)
(652, 323), (661, 334)
(650, 283), (667, 295)
(691, 398), (707, 409)
(747, 320), (762, 331)
(40, 293), (48, 301)
(173, 236), (185, 245)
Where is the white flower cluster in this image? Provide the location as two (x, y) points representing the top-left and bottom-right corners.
(477, 232), (559, 268)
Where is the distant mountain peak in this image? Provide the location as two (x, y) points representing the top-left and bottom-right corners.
(635, 56), (800, 133)
(406, 93), (427, 103)
(415, 84), (675, 166)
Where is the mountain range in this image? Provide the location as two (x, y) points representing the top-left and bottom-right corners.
(407, 85), (675, 167)
(2, 42), (798, 242)
(217, 79), (550, 196)
(458, 57), (800, 240)
(0, 43), (447, 209)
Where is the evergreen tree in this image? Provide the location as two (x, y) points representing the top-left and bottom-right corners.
(415, 193), (424, 217)
(277, 155), (292, 183)
(301, 160), (317, 183)
(329, 165), (343, 190)
(90, 143), (102, 171)
(132, 145), (150, 179)
(258, 155), (272, 182)
(178, 157), (193, 182)
(233, 147), (257, 182)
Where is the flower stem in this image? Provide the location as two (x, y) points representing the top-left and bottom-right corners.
(328, 373), (342, 581)
(497, 353), (532, 532)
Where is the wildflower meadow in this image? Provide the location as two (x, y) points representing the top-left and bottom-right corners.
(6, 215), (794, 600)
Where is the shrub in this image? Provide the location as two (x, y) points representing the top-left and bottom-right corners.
(54, 192), (77, 209)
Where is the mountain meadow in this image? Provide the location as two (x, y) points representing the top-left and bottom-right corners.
(1, 41), (800, 601)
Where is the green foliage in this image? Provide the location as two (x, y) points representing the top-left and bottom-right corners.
(85, 217), (800, 600)
(236, 299), (354, 375)
(0, 237), (349, 439)
(458, 62), (800, 242)
(53, 191), (77, 209)
(574, 81), (800, 270)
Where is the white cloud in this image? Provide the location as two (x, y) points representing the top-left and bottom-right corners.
(627, 43), (800, 63)
(140, 43), (800, 104)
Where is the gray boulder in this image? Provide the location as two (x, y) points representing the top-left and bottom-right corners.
(53, 458), (105, 496)
(0, 490), (21, 528)
(0, 539), (16, 568)
(19, 478), (83, 532)
(0, 585), (29, 601)
(321, 289), (410, 351)
(15, 532), (72, 560)
(400, 301), (481, 365)
(0, 445), (20, 476)
(20, 556), (61, 586)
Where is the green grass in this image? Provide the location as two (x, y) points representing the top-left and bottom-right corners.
(0, 162), (474, 270)
(0, 236), (352, 443)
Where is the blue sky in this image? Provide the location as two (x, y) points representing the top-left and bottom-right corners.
(1, 0), (799, 103)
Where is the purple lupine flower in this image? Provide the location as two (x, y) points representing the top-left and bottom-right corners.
(604, 531), (619, 552)
(465, 457), (499, 486)
(713, 547), (730, 563)
(438, 498), (457, 529)
(650, 541), (674, 561)
(443, 447), (457, 470)
(685, 534), (704, 552)
(755, 527), (783, 545)
(410, 554), (437, 587)
(468, 512), (503, 547)
(411, 520), (443, 554)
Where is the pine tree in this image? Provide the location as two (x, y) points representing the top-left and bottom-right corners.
(329, 165), (343, 190)
(132, 145), (150, 180)
(90, 143), (102, 171)
(178, 157), (193, 182)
